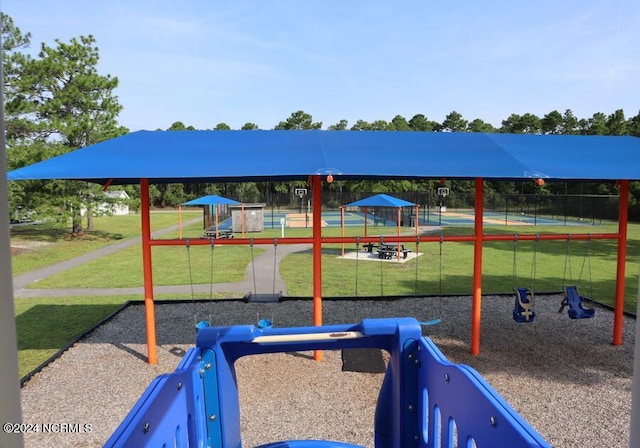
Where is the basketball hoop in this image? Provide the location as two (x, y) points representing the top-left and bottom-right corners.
(437, 187), (449, 197)
(294, 188), (307, 199)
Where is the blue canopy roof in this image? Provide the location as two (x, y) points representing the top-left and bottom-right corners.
(7, 130), (640, 184)
(181, 195), (240, 206)
(346, 194), (416, 208)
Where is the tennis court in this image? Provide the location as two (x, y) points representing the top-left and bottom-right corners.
(260, 210), (396, 229)
(215, 208), (580, 230)
(418, 210), (586, 226)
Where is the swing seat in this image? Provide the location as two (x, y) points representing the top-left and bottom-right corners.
(561, 286), (595, 319)
(513, 287), (536, 323)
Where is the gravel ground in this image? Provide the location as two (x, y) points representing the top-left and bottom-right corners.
(20, 295), (635, 447)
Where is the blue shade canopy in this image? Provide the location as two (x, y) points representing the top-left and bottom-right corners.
(346, 194), (416, 208)
(181, 195), (241, 206)
(7, 130), (640, 184)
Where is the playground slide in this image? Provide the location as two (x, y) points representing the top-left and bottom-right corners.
(105, 318), (550, 448)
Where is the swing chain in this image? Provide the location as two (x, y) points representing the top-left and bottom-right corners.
(379, 236), (384, 297)
(209, 238), (215, 301)
(355, 236), (360, 297)
(530, 234), (539, 291)
(562, 234), (572, 288)
(272, 238), (278, 299)
(185, 238), (195, 301)
(577, 234), (592, 287)
(512, 234), (518, 288)
(439, 234), (444, 295)
(414, 237), (420, 297)
(250, 238), (257, 298)
(513, 233), (538, 291)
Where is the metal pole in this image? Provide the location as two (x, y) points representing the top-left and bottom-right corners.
(341, 206), (345, 257)
(140, 179), (158, 364)
(613, 180), (629, 346)
(505, 194), (508, 225)
(364, 206), (368, 236)
(0, 21), (24, 443)
(471, 178), (484, 355)
(397, 207), (401, 261)
(215, 205), (219, 238)
(312, 175), (323, 361)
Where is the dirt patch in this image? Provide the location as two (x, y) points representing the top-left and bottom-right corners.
(10, 240), (53, 255)
(11, 246), (26, 255)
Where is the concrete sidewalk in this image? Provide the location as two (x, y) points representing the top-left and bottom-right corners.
(13, 217), (306, 298)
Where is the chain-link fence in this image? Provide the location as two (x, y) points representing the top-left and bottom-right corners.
(250, 191), (619, 227)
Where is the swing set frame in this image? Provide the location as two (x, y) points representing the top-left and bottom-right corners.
(139, 178), (629, 362)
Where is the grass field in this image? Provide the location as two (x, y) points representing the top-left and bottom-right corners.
(10, 211), (639, 378)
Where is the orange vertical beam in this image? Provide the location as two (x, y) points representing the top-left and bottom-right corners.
(215, 205), (219, 239)
(341, 206), (345, 257)
(364, 206), (368, 236)
(178, 205), (182, 239)
(312, 175), (323, 361)
(397, 207), (401, 261)
(613, 180), (629, 345)
(471, 177), (484, 355)
(415, 205), (420, 255)
(140, 178), (158, 365)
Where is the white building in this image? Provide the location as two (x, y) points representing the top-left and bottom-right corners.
(81, 190), (130, 216)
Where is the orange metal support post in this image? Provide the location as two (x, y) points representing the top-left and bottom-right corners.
(341, 206), (345, 257)
(178, 205), (182, 239)
(312, 175), (323, 361)
(364, 206), (368, 236)
(140, 178), (158, 365)
(613, 180), (629, 345)
(471, 177), (484, 355)
(397, 207), (401, 261)
(215, 205), (219, 239)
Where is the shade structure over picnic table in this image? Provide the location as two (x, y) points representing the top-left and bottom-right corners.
(345, 194), (417, 260)
(180, 194), (240, 239)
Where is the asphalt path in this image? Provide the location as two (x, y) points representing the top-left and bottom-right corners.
(13, 218), (306, 299)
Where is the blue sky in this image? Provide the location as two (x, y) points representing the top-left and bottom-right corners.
(2, 0), (638, 131)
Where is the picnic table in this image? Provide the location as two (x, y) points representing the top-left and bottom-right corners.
(362, 242), (378, 253)
(203, 228), (234, 239)
(377, 242), (412, 259)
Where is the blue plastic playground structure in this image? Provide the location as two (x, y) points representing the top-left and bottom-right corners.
(105, 318), (551, 448)
(513, 287), (536, 323)
(560, 286), (596, 319)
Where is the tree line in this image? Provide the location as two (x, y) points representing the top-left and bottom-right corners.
(4, 13), (640, 233)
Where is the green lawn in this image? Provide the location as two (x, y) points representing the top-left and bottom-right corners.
(279, 222), (639, 313)
(11, 212), (640, 379)
(10, 211), (201, 276)
(14, 293), (237, 378)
